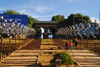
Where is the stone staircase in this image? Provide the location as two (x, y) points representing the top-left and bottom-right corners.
(0, 50), (40, 67)
(67, 50), (100, 67)
(0, 39), (42, 67)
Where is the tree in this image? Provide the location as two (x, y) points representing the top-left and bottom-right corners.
(60, 15), (65, 21)
(52, 15), (61, 22)
(3, 9), (20, 15)
(83, 16), (92, 23)
(52, 13), (92, 28)
(28, 16), (38, 28)
(37, 28), (41, 38)
(66, 13), (92, 26)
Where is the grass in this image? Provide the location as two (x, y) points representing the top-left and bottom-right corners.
(41, 39), (55, 44)
(42, 39), (53, 41)
(39, 56), (47, 59)
(41, 42), (55, 44)
(41, 45), (59, 50)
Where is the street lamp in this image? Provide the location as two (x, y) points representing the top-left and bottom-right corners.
(94, 20), (98, 52)
(69, 26), (73, 41)
(14, 21), (17, 50)
(85, 23), (91, 49)
(9, 19), (12, 54)
(67, 28), (70, 42)
(79, 23), (84, 47)
(0, 16), (3, 60)
(21, 25), (24, 46)
(18, 23), (21, 47)
(66, 27), (69, 42)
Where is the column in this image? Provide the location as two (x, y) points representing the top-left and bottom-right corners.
(43, 28), (48, 39)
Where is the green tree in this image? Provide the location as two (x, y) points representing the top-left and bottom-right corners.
(3, 9), (20, 15)
(28, 16), (38, 28)
(37, 28), (41, 38)
(60, 15), (65, 21)
(52, 15), (61, 22)
(83, 15), (92, 23)
(50, 51), (74, 65)
(66, 13), (92, 26)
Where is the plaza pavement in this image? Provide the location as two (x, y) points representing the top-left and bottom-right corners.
(0, 39), (100, 67)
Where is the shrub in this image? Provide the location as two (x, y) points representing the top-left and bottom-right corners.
(50, 51), (74, 65)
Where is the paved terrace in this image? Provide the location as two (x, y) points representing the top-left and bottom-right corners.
(0, 39), (100, 67)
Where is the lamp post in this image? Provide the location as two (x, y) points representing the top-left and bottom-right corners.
(67, 28), (69, 42)
(21, 25), (24, 46)
(69, 26), (72, 41)
(18, 23), (21, 47)
(14, 21), (17, 50)
(85, 23), (91, 49)
(79, 23), (84, 47)
(9, 19), (12, 54)
(95, 20), (97, 52)
(67, 27), (69, 42)
(22, 27), (23, 46)
(0, 16), (3, 60)
(86, 24), (88, 49)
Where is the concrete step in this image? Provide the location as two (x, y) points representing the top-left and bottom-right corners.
(0, 66), (36, 67)
(69, 53), (96, 55)
(3, 59), (37, 61)
(5, 57), (37, 59)
(74, 59), (100, 61)
(9, 53), (39, 57)
(0, 63), (36, 66)
(71, 55), (97, 57)
(15, 50), (40, 53)
(10, 53), (39, 56)
(79, 62), (100, 65)
(74, 57), (100, 59)
(1, 61), (37, 64)
(80, 65), (100, 67)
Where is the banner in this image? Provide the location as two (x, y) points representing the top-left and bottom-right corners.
(0, 14), (28, 26)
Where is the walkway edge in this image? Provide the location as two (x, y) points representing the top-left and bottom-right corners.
(18, 39), (34, 50)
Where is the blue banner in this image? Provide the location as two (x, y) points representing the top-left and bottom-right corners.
(0, 14), (28, 26)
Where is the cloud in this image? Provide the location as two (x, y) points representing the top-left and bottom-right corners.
(33, 6), (50, 14)
(21, 5), (52, 14)
(0, 7), (5, 10)
(18, 9), (30, 15)
(91, 17), (99, 23)
(17, 9), (57, 21)
(31, 13), (58, 19)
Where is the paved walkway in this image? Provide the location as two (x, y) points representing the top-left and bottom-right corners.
(0, 50), (40, 67)
(67, 50), (100, 67)
(0, 39), (100, 67)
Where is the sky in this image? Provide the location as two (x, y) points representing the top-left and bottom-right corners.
(0, 0), (100, 23)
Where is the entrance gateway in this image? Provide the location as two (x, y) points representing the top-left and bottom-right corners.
(33, 21), (59, 39)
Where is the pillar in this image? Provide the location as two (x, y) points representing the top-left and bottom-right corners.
(43, 28), (48, 39)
